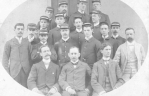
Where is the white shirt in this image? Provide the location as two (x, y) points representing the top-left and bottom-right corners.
(62, 37), (69, 42)
(76, 28), (82, 33)
(127, 41), (135, 51)
(15, 36), (22, 44)
(28, 36), (34, 42)
(85, 35), (93, 41)
(94, 22), (100, 27)
(40, 41), (47, 45)
(78, 9), (85, 14)
(102, 57), (110, 65)
(42, 59), (51, 69)
(112, 34), (119, 39)
(102, 35), (109, 39)
(71, 60), (79, 68)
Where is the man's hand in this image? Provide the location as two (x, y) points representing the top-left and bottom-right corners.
(48, 88), (57, 94)
(67, 87), (76, 94)
(85, 88), (90, 94)
(32, 88), (44, 95)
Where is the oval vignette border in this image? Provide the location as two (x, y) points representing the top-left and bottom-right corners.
(0, 0), (149, 96)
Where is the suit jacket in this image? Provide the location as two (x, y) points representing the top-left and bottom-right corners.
(80, 37), (102, 69)
(2, 37), (32, 78)
(27, 61), (60, 90)
(91, 59), (124, 94)
(48, 27), (61, 45)
(113, 41), (145, 74)
(59, 61), (91, 91)
(31, 42), (57, 64)
(69, 11), (90, 32)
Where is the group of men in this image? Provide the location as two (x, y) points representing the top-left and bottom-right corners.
(2, 0), (146, 96)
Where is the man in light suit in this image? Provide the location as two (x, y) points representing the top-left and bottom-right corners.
(2, 23), (32, 88)
(28, 45), (61, 96)
(91, 43), (124, 96)
(113, 28), (145, 82)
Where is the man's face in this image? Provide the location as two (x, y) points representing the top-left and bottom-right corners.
(68, 48), (80, 62)
(60, 29), (69, 39)
(125, 29), (135, 42)
(92, 14), (100, 23)
(83, 27), (93, 37)
(15, 26), (24, 37)
(77, 2), (86, 11)
(39, 34), (48, 42)
(100, 25), (109, 36)
(101, 45), (111, 58)
(27, 28), (36, 37)
(93, 2), (101, 11)
(55, 17), (65, 25)
(111, 26), (120, 35)
(40, 19), (48, 29)
(40, 46), (51, 60)
(74, 18), (83, 29)
(59, 4), (68, 13)
(45, 10), (53, 18)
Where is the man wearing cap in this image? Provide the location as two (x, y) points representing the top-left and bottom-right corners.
(59, 46), (91, 96)
(99, 22), (114, 59)
(28, 45), (61, 96)
(69, 0), (90, 32)
(90, 10), (102, 41)
(54, 23), (78, 68)
(58, 1), (69, 23)
(110, 22), (126, 57)
(48, 13), (65, 45)
(31, 29), (57, 64)
(70, 15), (84, 51)
(113, 28), (145, 82)
(91, 0), (110, 27)
(37, 7), (56, 31)
(2, 23), (32, 88)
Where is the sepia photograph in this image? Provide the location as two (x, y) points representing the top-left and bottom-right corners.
(0, 0), (149, 96)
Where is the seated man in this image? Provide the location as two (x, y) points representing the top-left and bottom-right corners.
(91, 43), (124, 96)
(27, 45), (61, 96)
(59, 46), (91, 96)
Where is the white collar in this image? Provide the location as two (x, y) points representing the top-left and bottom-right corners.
(112, 34), (119, 39)
(85, 35), (93, 41)
(40, 41), (47, 45)
(78, 9), (85, 14)
(28, 36), (34, 42)
(76, 28), (82, 33)
(62, 37), (69, 42)
(42, 58), (51, 65)
(71, 60), (79, 64)
(102, 35), (109, 39)
(102, 57), (110, 61)
(94, 22), (100, 27)
(127, 41), (135, 46)
(57, 25), (60, 28)
(15, 36), (22, 44)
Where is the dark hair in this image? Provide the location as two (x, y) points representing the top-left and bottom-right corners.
(100, 43), (112, 50)
(39, 45), (50, 53)
(14, 23), (24, 29)
(99, 22), (109, 28)
(125, 27), (135, 34)
(69, 46), (80, 53)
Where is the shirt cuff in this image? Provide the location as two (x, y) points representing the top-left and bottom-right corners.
(66, 86), (71, 91)
(52, 86), (58, 92)
(99, 91), (106, 96)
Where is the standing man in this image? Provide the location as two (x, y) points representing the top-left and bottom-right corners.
(90, 10), (102, 41)
(37, 7), (56, 31)
(69, 0), (90, 32)
(58, 1), (69, 23)
(91, 43), (124, 96)
(59, 46), (91, 96)
(91, 0), (110, 27)
(70, 15), (84, 51)
(31, 29), (57, 64)
(113, 28), (145, 82)
(28, 45), (61, 96)
(80, 23), (102, 69)
(99, 22), (114, 59)
(110, 22), (126, 57)
(54, 23), (78, 68)
(2, 23), (32, 88)
(48, 13), (65, 45)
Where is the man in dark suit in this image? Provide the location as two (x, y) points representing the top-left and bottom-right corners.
(54, 23), (78, 68)
(99, 22), (114, 59)
(110, 22), (126, 57)
(2, 23), (32, 88)
(59, 46), (91, 96)
(69, 0), (90, 32)
(31, 29), (57, 64)
(58, 1), (69, 23)
(48, 13), (65, 45)
(28, 45), (61, 96)
(91, 43), (124, 96)
(91, 0), (110, 27)
(37, 7), (56, 31)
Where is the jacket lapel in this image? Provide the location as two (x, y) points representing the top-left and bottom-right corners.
(100, 59), (106, 70)
(123, 42), (128, 59)
(12, 37), (20, 45)
(40, 61), (46, 70)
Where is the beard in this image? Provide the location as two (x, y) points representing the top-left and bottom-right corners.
(127, 37), (134, 42)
